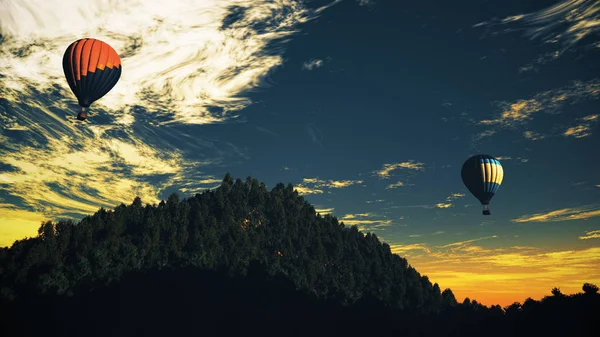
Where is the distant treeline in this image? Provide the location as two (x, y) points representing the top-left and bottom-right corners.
(0, 174), (598, 337)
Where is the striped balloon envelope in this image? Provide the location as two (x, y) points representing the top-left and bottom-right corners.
(62, 38), (122, 121)
(461, 154), (504, 215)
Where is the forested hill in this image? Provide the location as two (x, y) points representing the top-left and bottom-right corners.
(0, 174), (598, 337)
(0, 173), (449, 309)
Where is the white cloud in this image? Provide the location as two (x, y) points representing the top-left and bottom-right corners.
(0, 0), (341, 244)
(302, 58), (324, 70)
(357, 0), (374, 6)
(0, 0), (336, 125)
(474, 0), (600, 71)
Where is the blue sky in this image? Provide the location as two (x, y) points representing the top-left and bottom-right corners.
(1, 0), (599, 305)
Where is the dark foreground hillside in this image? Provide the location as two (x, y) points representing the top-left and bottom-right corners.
(1, 264), (599, 337)
(0, 174), (599, 336)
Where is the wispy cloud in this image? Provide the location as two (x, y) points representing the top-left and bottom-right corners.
(390, 243), (432, 255)
(494, 156), (529, 163)
(447, 193), (466, 199)
(578, 229), (600, 240)
(294, 177), (363, 195)
(516, 52), (562, 74)
(178, 176), (222, 194)
(0, 112), (29, 131)
(443, 193), (465, 207)
(0, 0), (342, 245)
(563, 114), (598, 138)
(314, 207), (334, 214)
(374, 161), (425, 179)
(343, 213), (373, 218)
(512, 205), (600, 222)
(523, 130), (545, 140)
(386, 181), (405, 189)
(474, 0), (600, 72)
(304, 177), (364, 188)
(393, 204), (443, 210)
(256, 126), (280, 138)
(302, 58), (324, 70)
(357, 0), (375, 6)
(307, 124), (323, 146)
(421, 193), (467, 209)
(0, 126), (191, 220)
(472, 130), (496, 144)
(324, 180), (364, 188)
(479, 80), (600, 129)
(340, 213), (392, 231)
(438, 235), (498, 248)
(294, 185), (324, 195)
(390, 202), (456, 210)
(471, 80), (600, 146)
(0, 0), (337, 125)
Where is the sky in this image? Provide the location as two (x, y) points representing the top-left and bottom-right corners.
(1, 0), (599, 307)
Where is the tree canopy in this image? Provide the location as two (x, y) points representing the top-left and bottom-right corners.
(0, 174), (598, 337)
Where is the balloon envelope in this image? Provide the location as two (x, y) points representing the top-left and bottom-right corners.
(461, 154), (503, 214)
(62, 38), (122, 108)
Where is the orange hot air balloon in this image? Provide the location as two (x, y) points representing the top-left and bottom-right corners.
(62, 38), (122, 121)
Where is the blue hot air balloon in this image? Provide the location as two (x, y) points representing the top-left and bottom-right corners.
(461, 154), (504, 215)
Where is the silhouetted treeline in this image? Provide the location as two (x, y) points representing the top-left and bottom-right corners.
(0, 174), (598, 336)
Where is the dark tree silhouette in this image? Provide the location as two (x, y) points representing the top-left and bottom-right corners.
(0, 174), (598, 337)
(583, 283), (599, 295)
(551, 287), (564, 297)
